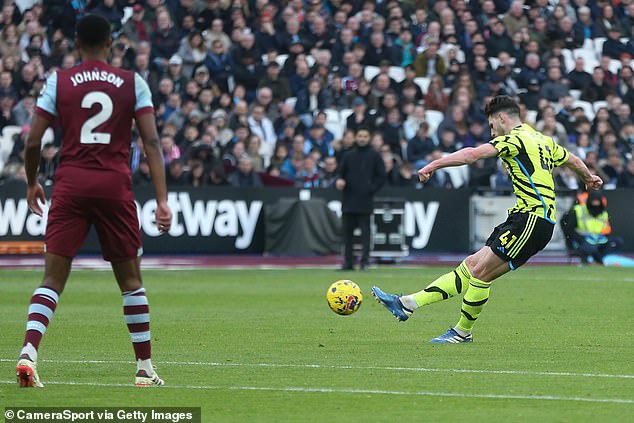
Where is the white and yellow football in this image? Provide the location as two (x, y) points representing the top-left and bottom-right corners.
(327, 280), (363, 315)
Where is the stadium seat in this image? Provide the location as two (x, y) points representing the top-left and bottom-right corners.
(323, 108), (343, 139)
(274, 54), (289, 67)
(285, 96), (297, 110)
(592, 100), (608, 113)
(425, 110), (444, 136)
(593, 37), (607, 55)
(569, 89), (581, 101)
(573, 100), (595, 121)
(339, 108), (353, 124)
(573, 48), (599, 73)
(0, 125), (19, 162)
(526, 110), (538, 124)
(608, 59), (621, 74)
(364, 65), (380, 82)
(42, 128), (55, 146)
(561, 49), (575, 73)
(413, 77), (431, 95)
(388, 66), (405, 82)
(582, 38), (595, 52)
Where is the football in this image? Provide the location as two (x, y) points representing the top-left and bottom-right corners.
(326, 280), (363, 315)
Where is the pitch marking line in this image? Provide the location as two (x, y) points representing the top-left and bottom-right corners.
(2, 358), (634, 380)
(0, 379), (632, 404)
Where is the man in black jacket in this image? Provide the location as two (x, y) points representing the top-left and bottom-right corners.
(336, 127), (387, 271)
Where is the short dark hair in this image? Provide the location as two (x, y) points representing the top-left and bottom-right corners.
(76, 14), (111, 49)
(484, 95), (520, 118)
(356, 125), (371, 135)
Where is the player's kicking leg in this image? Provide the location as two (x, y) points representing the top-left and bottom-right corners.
(17, 253), (71, 387)
(373, 247), (510, 343)
(112, 258), (163, 386)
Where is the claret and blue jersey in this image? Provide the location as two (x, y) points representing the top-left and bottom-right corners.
(35, 60), (154, 199)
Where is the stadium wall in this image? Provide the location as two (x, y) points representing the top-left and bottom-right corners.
(0, 181), (631, 253)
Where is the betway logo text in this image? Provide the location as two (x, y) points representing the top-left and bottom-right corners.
(0, 193), (262, 250)
(0, 194), (437, 250)
(327, 200), (439, 249)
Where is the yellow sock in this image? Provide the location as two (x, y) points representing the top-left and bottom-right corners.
(456, 276), (492, 332)
(405, 261), (472, 308)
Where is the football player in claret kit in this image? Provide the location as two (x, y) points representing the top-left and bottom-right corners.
(16, 14), (172, 387)
(372, 96), (603, 343)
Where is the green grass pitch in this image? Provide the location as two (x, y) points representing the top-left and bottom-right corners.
(1, 266), (634, 422)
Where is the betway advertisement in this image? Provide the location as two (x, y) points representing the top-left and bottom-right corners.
(0, 182), (470, 253)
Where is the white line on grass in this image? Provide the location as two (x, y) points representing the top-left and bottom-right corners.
(0, 379), (633, 404)
(2, 358), (634, 380)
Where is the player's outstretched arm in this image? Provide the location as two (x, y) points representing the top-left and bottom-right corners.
(137, 112), (172, 234)
(561, 152), (603, 191)
(417, 143), (497, 183)
(24, 114), (51, 216)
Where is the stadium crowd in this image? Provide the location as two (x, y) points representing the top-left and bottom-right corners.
(0, 0), (633, 190)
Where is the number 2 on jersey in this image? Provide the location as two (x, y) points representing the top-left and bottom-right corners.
(80, 91), (113, 144)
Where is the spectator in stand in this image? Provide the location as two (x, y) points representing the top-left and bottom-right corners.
(378, 108), (405, 157)
(177, 31), (207, 78)
(602, 27), (634, 60)
(486, 19), (514, 57)
(414, 40), (446, 78)
(248, 103), (276, 159)
(305, 123), (334, 158)
(407, 123), (436, 169)
(0, 24), (21, 61)
(132, 158), (153, 187)
(161, 134), (181, 165)
(582, 67), (613, 103)
(601, 149), (625, 187)
(319, 156), (338, 188)
(91, 0), (123, 32)
(0, 96), (16, 128)
(540, 66), (570, 102)
(12, 92), (35, 127)
(231, 32), (262, 102)
(151, 10), (181, 70)
(166, 159), (189, 186)
(295, 154), (321, 188)
(188, 160), (207, 188)
(502, 1), (527, 34)
(346, 97), (376, 132)
(424, 75), (450, 113)
(568, 57), (593, 91)
(281, 151), (305, 180)
(597, 4), (622, 37)
(403, 105), (426, 141)
(515, 53), (545, 89)
(121, 4), (152, 43)
(258, 62), (291, 105)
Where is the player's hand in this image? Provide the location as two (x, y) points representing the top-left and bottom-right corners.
(417, 166), (434, 183)
(26, 183), (46, 216)
(586, 174), (603, 191)
(155, 201), (172, 235)
(335, 178), (346, 190)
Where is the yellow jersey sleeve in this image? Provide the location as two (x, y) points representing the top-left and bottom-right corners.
(549, 137), (570, 167)
(489, 135), (521, 159)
